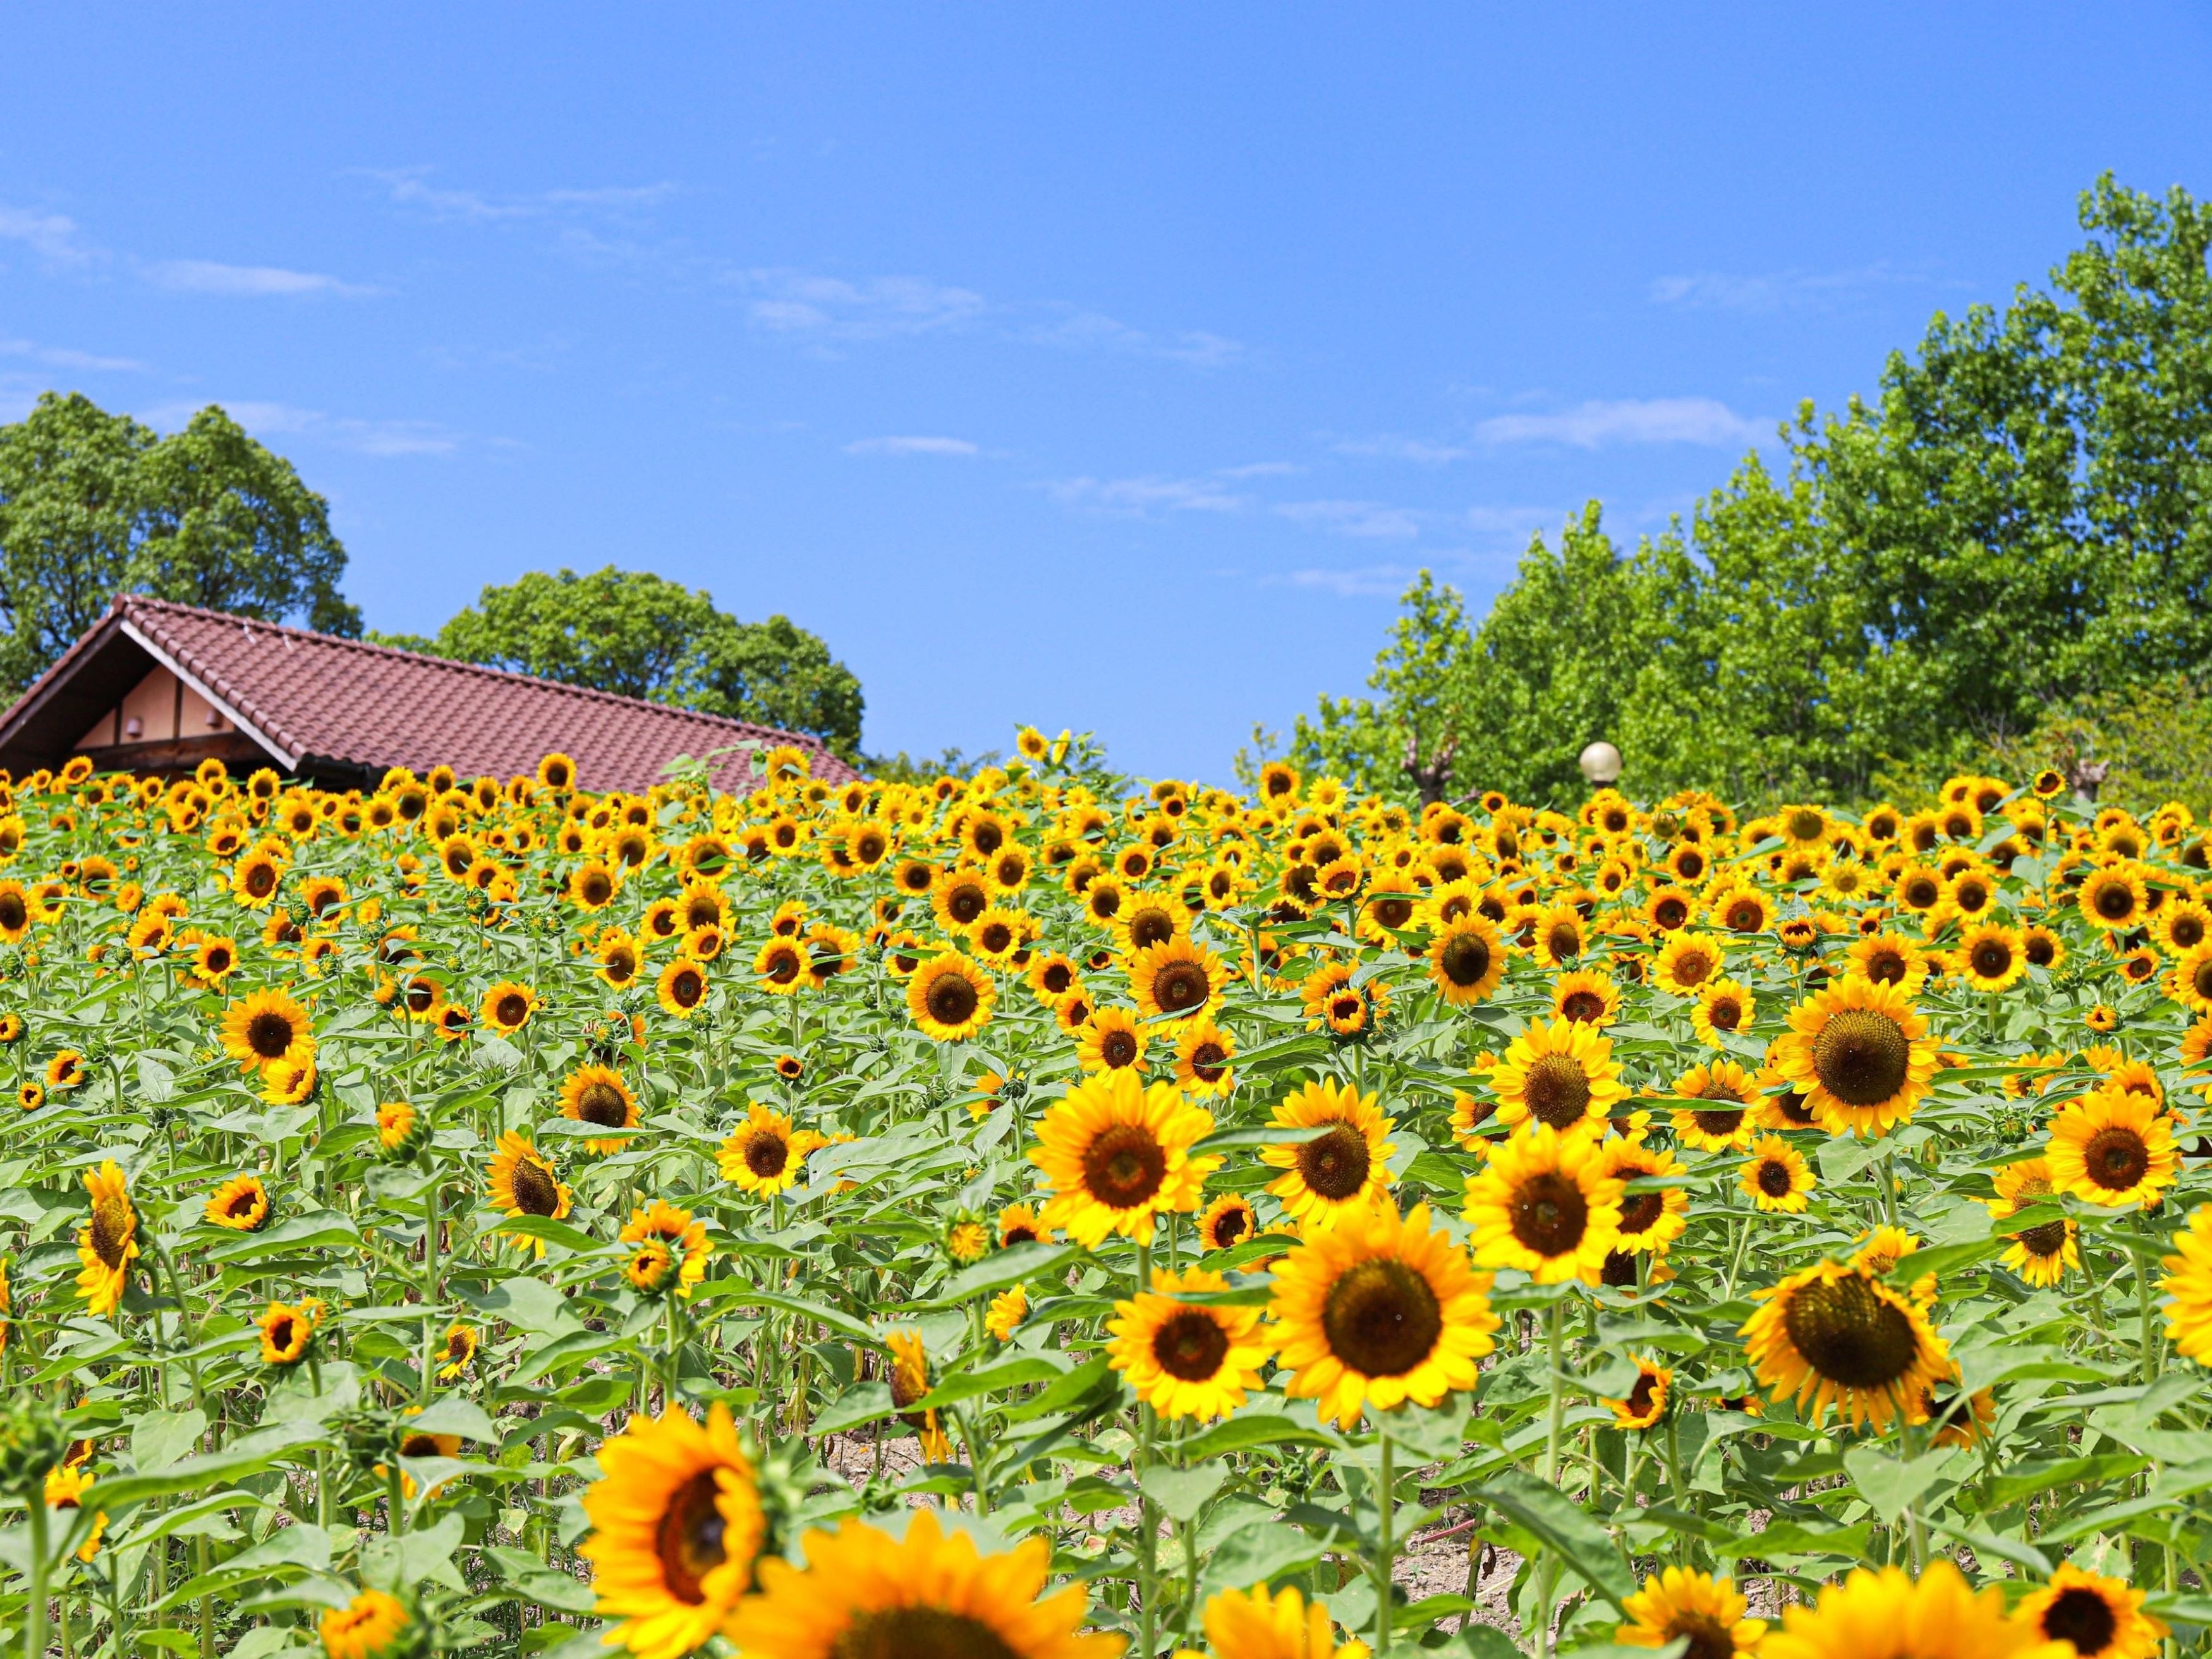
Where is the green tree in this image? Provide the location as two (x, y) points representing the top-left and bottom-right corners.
(382, 566), (864, 760)
(0, 392), (356, 695)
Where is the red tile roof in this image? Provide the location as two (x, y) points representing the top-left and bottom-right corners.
(0, 594), (858, 793)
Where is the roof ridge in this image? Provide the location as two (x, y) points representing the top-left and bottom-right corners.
(118, 593), (827, 753)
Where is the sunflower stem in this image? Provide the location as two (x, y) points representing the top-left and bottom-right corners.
(1539, 1299), (1565, 1659)
(1374, 1423), (1395, 1655)
(1135, 1238), (1158, 1659)
(420, 1175), (441, 1405)
(27, 1478), (49, 1659)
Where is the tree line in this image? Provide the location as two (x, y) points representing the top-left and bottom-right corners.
(0, 396), (863, 760)
(1277, 176), (2212, 812)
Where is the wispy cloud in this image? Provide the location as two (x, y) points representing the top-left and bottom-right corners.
(365, 167), (679, 223)
(1648, 262), (1922, 312)
(844, 435), (980, 458)
(1474, 397), (1768, 449)
(1274, 499), (1423, 539)
(142, 260), (375, 298)
(732, 269), (988, 339)
(1028, 309), (1244, 367)
(1332, 434), (1471, 464)
(144, 399), (463, 458)
(0, 337), (147, 374)
(0, 205), (90, 264)
(1045, 473), (1253, 516)
(1275, 562), (1426, 598)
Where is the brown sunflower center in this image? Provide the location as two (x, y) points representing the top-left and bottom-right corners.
(2082, 1126), (2150, 1193)
(1509, 1170), (1591, 1258)
(1372, 896), (1414, 930)
(1811, 1009), (1911, 1107)
(224, 1186), (260, 1217)
(653, 1469), (729, 1605)
(2015, 1217), (2069, 1258)
(1705, 995), (1743, 1031)
(1626, 1370), (1662, 1418)
(1038, 961), (1073, 995)
(1208, 1207), (1249, 1249)
(1153, 961), (1210, 1012)
(2194, 959), (2212, 1000)
(1188, 1042), (1228, 1082)
(1129, 910), (1176, 950)
(1321, 1256), (1443, 1378)
(1099, 1029), (1140, 1068)
(1971, 939), (2013, 978)
(830, 1608), (1021, 1659)
(1757, 1159), (1794, 1197)
(744, 1134), (789, 1179)
(1617, 1187), (1664, 1237)
(2094, 880), (2136, 921)
(1665, 1612), (1739, 1659)
(495, 993), (530, 1027)
(1780, 1272), (1920, 1389)
(266, 1315), (297, 1352)
(1652, 896), (1689, 930)
(1521, 1054), (1592, 1129)
(1296, 1123), (1372, 1201)
(88, 1197), (133, 1268)
(924, 970), (978, 1027)
(1559, 989), (1606, 1024)
(1081, 1124), (1167, 1210)
(1438, 931), (1493, 988)
(1692, 1107), (1746, 1138)
(244, 863), (277, 897)
(576, 1082), (629, 1127)
(509, 1158), (562, 1217)
(2039, 1587), (2118, 1656)
(1670, 949), (1713, 987)
(1151, 1308), (1232, 1381)
(245, 1009), (297, 1059)
(401, 1432), (442, 1458)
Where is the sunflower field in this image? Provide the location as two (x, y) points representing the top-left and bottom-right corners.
(2, 740), (2212, 1659)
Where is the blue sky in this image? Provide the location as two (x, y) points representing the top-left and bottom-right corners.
(5, 6), (2210, 782)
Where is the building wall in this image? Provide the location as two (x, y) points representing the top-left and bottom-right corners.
(76, 664), (234, 750)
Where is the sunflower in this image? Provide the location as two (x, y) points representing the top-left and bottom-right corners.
(579, 1404), (766, 1659)
(219, 987), (315, 1073)
(377, 1098), (427, 1160)
(619, 1201), (711, 1298)
(1466, 1125), (1624, 1284)
(1076, 1007), (1150, 1074)
(2169, 941), (2212, 1016)
(1270, 1196), (1498, 1430)
(257, 1297), (323, 1366)
(1670, 1059), (1760, 1151)
(550, 1064), (639, 1153)
(885, 1328), (954, 1461)
(1608, 1356), (1674, 1431)
(16, 1084), (41, 1112)
(1030, 1070), (1218, 1247)
(997, 1203), (1054, 1248)
(1486, 1017), (1628, 1133)
(76, 1160), (138, 1315)
(1771, 975), (1940, 1138)
(486, 1131), (573, 1252)
(1200, 1583), (1349, 1659)
(1691, 978), (1754, 1047)
(1172, 1017), (1237, 1097)
(1544, 969), (1617, 1028)
(319, 1588), (413, 1659)
(1741, 1136), (1814, 1212)
(1654, 932), (1725, 996)
(726, 1508), (1122, 1659)
(204, 1173), (270, 1232)
(2022, 924), (2066, 971)
(1427, 915), (1505, 1006)
(1761, 1562), (2065, 1659)
(437, 1322), (479, 1380)
(2160, 1203), (2212, 1364)
(2014, 1565), (2166, 1659)
(1300, 960), (1390, 1036)
(1261, 1079), (1396, 1227)
(1198, 1193), (1259, 1253)
(2047, 1090), (2178, 1209)
(46, 1050), (85, 1090)
(1603, 1138), (1689, 1256)
(752, 937), (807, 995)
(478, 979), (539, 1035)
(1741, 1260), (1950, 1431)
(229, 849), (284, 908)
(1107, 1266), (1274, 1420)
(1128, 936), (1225, 1021)
(1616, 1568), (1765, 1658)
(906, 951), (995, 1041)
(717, 1103), (807, 1196)
(657, 957), (710, 1018)
(984, 1282), (1029, 1341)
(2078, 863), (2147, 931)
(1986, 1157), (2079, 1287)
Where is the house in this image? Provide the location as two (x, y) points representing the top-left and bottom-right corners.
(0, 593), (860, 793)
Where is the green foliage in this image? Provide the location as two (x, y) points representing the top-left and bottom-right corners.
(375, 565), (865, 761)
(1294, 174), (2212, 807)
(0, 392), (358, 696)
(1991, 672), (2212, 820)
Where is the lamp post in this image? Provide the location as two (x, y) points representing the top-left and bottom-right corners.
(1578, 741), (1621, 787)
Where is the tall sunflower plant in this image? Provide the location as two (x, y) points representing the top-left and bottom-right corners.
(1, 753), (2211, 1658)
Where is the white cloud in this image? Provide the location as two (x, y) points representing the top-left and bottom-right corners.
(1218, 460), (1298, 479)
(1474, 397), (1768, 449)
(1276, 563), (1425, 598)
(1274, 499), (1423, 539)
(143, 260), (375, 298)
(0, 205), (90, 263)
(1464, 504), (1560, 538)
(143, 399), (460, 456)
(1332, 434), (1470, 464)
(844, 435), (980, 458)
(1029, 309), (1243, 367)
(733, 270), (988, 339)
(0, 337), (147, 374)
(366, 167), (678, 223)
(1649, 263), (1916, 312)
(1046, 474), (1251, 516)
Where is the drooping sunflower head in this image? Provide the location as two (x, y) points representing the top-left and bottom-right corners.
(560, 1064), (639, 1153)
(1261, 1079), (1396, 1225)
(205, 1173), (271, 1232)
(1609, 1356), (1674, 1432)
(1488, 1016), (1628, 1133)
(1740, 1259), (1950, 1432)
(376, 1099), (428, 1160)
(617, 1201), (712, 1299)
(1466, 1124), (1625, 1285)
(487, 1131), (572, 1247)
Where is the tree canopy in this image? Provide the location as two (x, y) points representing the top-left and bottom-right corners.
(1282, 175), (2212, 808)
(0, 392), (358, 695)
(374, 565), (865, 761)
